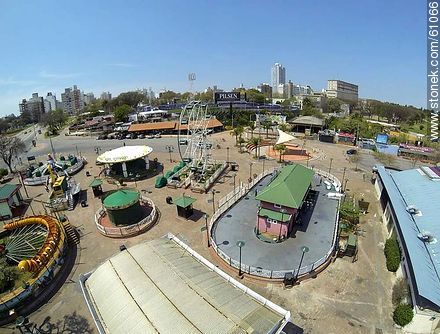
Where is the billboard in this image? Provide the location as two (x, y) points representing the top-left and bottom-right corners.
(214, 92), (243, 103)
(376, 133), (389, 145)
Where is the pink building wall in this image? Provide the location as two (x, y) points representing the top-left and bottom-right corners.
(257, 201), (299, 239)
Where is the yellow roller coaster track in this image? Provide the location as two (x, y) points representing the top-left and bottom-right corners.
(3, 215), (65, 273)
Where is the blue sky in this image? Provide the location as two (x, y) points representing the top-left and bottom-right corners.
(0, 0), (426, 116)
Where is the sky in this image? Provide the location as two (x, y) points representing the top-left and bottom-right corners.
(0, 0), (427, 116)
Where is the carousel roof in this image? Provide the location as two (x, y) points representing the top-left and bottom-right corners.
(103, 189), (140, 210)
(97, 145), (153, 164)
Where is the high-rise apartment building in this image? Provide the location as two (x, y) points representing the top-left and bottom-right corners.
(61, 85), (84, 115)
(257, 83), (272, 98)
(271, 63), (286, 93)
(100, 91), (112, 101)
(19, 93), (46, 122)
(83, 92), (95, 106)
(45, 92), (59, 111)
(326, 80), (358, 103)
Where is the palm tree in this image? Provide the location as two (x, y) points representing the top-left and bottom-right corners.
(248, 122), (256, 139)
(249, 137), (262, 159)
(274, 144), (287, 163)
(230, 126), (244, 146)
(262, 121), (272, 138)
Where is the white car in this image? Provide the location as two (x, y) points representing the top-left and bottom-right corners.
(154, 133), (161, 138)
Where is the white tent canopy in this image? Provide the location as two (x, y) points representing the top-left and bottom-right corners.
(276, 129), (296, 145)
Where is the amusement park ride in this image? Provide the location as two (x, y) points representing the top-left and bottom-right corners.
(170, 101), (226, 192)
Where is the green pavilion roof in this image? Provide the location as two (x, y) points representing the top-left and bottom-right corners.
(258, 208), (291, 222)
(89, 178), (103, 188)
(0, 183), (20, 201)
(256, 164), (314, 208)
(104, 189), (140, 210)
(174, 195), (196, 208)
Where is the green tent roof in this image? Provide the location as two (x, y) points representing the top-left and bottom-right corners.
(258, 208), (291, 222)
(173, 195), (196, 208)
(256, 164), (314, 208)
(0, 183), (20, 201)
(104, 189), (140, 210)
(89, 178), (103, 188)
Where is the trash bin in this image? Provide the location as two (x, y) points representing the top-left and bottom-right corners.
(283, 273), (295, 288)
(166, 196), (173, 204)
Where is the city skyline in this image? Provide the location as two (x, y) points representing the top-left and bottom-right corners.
(0, 0), (427, 116)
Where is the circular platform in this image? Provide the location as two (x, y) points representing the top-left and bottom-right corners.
(97, 145), (153, 164)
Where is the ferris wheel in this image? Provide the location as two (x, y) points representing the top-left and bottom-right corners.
(177, 101), (212, 181)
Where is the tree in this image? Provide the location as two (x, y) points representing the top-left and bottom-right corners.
(327, 98), (343, 114)
(249, 137), (262, 158)
(113, 104), (131, 123)
(393, 304), (414, 327)
(373, 151), (396, 166)
(230, 126), (244, 146)
(262, 121), (272, 138)
(0, 136), (25, 173)
(248, 123), (256, 138)
(113, 91), (145, 108)
(348, 154), (361, 171)
(0, 257), (18, 293)
(0, 168), (8, 180)
(278, 123), (290, 132)
(41, 109), (68, 135)
(246, 89), (266, 104)
(273, 144), (287, 162)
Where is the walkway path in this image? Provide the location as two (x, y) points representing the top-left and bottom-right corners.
(212, 171), (339, 276)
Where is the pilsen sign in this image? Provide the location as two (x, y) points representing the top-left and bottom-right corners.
(214, 91), (244, 103)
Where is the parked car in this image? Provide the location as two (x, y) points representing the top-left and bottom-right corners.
(154, 133), (162, 138)
(131, 134), (138, 139)
(126, 134), (132, 139)
(147, 134), (155, 139)
(346, 149), (357, 155)
(138, 134), (145, 139)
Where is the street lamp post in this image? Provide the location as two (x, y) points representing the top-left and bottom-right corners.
(165, 145), (174, 163)
(236, 240), (245, 276)
(296, 246), (309, 280)
(211, 189), (216, 213)
(249, 162), (253, 182)
(278, 208), (286, 242)
(204, 213), (210, 247)
(341, 167), (346, 192)
(328, 158), (333, 175)
(233, 173), (236, 191)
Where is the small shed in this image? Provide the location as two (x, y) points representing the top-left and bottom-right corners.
(0, 184), (23, 219)
(89, 178), (103, 197)
(174, 194), (196, 219)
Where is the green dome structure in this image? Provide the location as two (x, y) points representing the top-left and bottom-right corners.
(103, 189), (144, 226)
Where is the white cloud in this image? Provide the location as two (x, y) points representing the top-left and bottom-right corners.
(0, 77), (37, 86)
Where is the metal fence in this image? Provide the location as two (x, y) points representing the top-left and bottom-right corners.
(94, 196), (158, 237)
(210, 166), (341, 279)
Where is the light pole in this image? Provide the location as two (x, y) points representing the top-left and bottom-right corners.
(296, 246), (309, 280)
(236, 240), (245, 276)
(165, 145), (174, 163)
(211, 189), (216, 213)
(249, 162), (253, 182)
(226, 147), (229, 165)
(278, 208), (286, 242)
(341, 167), (346, 192)
(343, 179), (349, 192)
(328, 158), (333, 175)
(204, 213), (210, 247)
(233, 173), (237, 190)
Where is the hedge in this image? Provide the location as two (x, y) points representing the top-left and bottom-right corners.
(393, 304), (414, 327)
(384, 238), (401, 272)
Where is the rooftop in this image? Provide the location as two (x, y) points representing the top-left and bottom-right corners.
(173, 195), (196, 208)
(256, 164), (314, 208)
(0, 183), (21, 201)
(81, 235), (290, 333)
(377, 166), (440, 309)
(103, 189), (139, 210)
(291, 116), (324, 126)
(128, 119), (223, 133)
(97, 145), (153, 164)
(88, 178), (103, 188)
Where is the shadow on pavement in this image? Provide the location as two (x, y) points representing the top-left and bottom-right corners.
(282, 321), (304, 334)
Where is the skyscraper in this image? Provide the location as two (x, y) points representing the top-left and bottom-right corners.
(271, 63), (286, 93)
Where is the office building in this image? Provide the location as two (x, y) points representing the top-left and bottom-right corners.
(258, 83), (272, 98)
(19, 93), (46, 122)
(326, 80), (358, 103)
(100, 91), (112, 101)
(271, 63), (286, 93)
(44, 92), (59, 111)
(61, 85), (84, 115)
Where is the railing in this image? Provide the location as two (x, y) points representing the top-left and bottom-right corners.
(94, 196), (158, 237)
(210, 167), (341, 280)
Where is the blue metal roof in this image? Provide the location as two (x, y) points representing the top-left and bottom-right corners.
(378, 166), (440, 308)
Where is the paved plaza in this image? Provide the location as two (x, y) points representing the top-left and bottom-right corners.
(212, 171), (339, 274)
